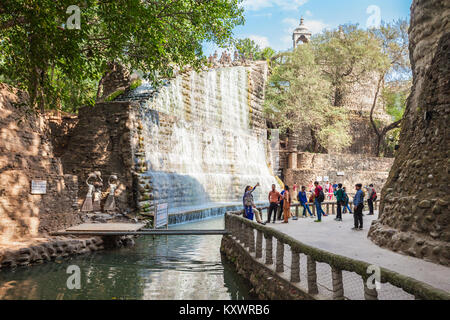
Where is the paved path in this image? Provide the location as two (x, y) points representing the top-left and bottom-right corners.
(262, 210), (450, 295)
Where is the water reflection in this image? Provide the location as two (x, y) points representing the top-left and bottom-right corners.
(0, 217), (254, 300)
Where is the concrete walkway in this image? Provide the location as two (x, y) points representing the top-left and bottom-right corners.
(263, 210), (450, 294)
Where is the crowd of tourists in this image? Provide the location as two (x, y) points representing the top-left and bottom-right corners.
(242, 181), (377, 231)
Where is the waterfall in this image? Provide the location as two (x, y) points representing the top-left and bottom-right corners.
(127, 65), (278, 213)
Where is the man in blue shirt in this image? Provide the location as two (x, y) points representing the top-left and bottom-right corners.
(352, 184), (364, 230)
(298, 186), (313, 218)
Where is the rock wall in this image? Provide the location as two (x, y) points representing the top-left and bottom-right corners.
(368, 0), (450, 266)
(59, 102), (139, 213)
(283, 152), (393, 191)
(0, 83), (80, 242)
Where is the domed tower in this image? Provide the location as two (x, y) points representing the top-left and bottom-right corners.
(293, 17), (312, 48)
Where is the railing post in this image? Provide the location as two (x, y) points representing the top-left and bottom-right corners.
(256, 230), (263, 259)
(240, 221), (246, 246)
(331, 267), (344, 300)
(332, 203), (336, 215)
(326, 203), (329, 214)
(248, 225), (255, 253)
(364, 281), (379, 300)
(276, 239), (284, 273)
(295, 205), (299, 218)
(265, 235), (273, 265)
(290, 248), (300, 283)
(312, 203), (316, 216)
(307, 255), (318, 294)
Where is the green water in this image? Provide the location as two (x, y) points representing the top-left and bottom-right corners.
(0, 217), (255, 300)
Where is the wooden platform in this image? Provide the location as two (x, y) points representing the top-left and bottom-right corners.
(65, 223), (146, 232)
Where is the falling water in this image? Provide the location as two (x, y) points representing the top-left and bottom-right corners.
(126, 66), (278, 213)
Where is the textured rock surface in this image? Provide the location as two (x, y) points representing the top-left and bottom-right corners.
(284, 152), (393, 192)
(368, 0), (450, 266)
(0, 83), (80, 242)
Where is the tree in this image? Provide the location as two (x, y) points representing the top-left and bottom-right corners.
(311, 24), (389, 107)
(264, 45), (352, 153)
(368, 19), (411, 156)
(234, 38), (275, 61)
(0, 0), (244, 112)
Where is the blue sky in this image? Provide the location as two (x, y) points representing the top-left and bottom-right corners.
(204, 0), (411, 55)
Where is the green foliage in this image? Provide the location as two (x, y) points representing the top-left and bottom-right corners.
(129, 78), (142, 91)
(0, 0), (244, 111)
(382, 83), (409, 122)
(311, 24), (389, 106)
(234, 38), (275, 61)
(264, 44), (352, 152)
(105, 89), (125, 102)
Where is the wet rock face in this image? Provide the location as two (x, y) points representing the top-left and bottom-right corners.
(368, 0), (450, 266)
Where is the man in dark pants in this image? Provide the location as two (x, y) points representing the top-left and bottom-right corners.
(352, 184), (364, 230)
(266, 184), (281, 223)
(277, 189), (285, 220)
(366, 184), (376, 215)
(334, 183), (344, 222)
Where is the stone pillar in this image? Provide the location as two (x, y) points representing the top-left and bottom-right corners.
(307, 255), (318, 294)
(331, 267), (344, 300)
(256, 230), (263, 258)
(276, 239), (284, 273)
(290, 250), (300, 283)
(288, 152), (297, 169)
(364, 281), (378, 300)
(367, 0), (450, 267)
(265, 235), (273, 265)
(248, 226), (255, 253)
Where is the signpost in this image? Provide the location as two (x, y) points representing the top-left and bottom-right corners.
(316, 176), (322, 182)
(337, 172), (345, 176)
(155, 203), (169, 229)
(324, 176), (329, 182)
(31, 180), (47, 194)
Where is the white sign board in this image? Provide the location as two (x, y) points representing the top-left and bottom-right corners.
(155, 203), (169, 229)
(316, 176), (322, 182)
(323, 176), (329, 182)
(31, 180), (47, 194)
(337, 172), (345, 176)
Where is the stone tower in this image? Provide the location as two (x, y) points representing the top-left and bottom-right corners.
(368, 0), (450, 266)
(293, 17), (312, 48)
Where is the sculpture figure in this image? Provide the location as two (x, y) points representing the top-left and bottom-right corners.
(104, 175), (119, 212)
(81, 172), (97, 212)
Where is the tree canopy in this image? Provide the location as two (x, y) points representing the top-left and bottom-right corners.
(234, 38), (275, 61)
(264, 44), (352, 153)
(0, 0), (244, 112)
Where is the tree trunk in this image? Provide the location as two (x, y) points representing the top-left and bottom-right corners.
(369, 75), (384, 156)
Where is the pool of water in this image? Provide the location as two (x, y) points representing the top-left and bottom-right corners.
(0, 217), (255, 300)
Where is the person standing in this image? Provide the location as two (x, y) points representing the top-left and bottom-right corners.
(277, 188), (285, 221)
(292, 182), (299, 203)
(282, 185), (291, 223)
(298, 186), (313, 218)
(314, 181), (326, 222)
(328, 182), (334, 200)
(342, 187), (353, 214)
(267, 184), (281, 223)
(308, 181), (314, 193)
(334, 183), (344, 221)
(243, 183), (259, 222)
(366, 184), (377, 215)
(352, 184), (364, 230)
(332, 181), (338, 192)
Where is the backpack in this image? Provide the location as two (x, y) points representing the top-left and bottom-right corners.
(318, 189), (325, 203)
(371, 189), (377, 201)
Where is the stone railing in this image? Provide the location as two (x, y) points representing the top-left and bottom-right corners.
(224, 212), (450, 300)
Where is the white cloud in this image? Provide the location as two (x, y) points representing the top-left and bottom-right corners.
(248, 35), (271, 48)
(243, 0), (308, 11)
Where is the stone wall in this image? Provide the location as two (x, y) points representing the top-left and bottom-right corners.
(368, 0), (450, 266)
(283, 152), (394, 191)
(0, 83), (80, 242)
(220, 235), (313, 300)
(59, 101), (139, 213)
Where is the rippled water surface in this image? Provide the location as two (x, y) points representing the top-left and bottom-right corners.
(0, 217), (255, 300)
